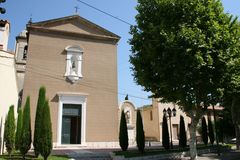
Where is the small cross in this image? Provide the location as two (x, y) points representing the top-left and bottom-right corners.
(74, 6), (80, 14)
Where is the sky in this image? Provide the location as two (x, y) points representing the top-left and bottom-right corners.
(1, 0), (240, 107)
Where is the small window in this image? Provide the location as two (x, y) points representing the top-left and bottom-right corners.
(150, 111), (153, 121)
(22, 45), (28, 60)
(65, 45), (83, 83)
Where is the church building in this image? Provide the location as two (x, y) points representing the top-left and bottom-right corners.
(21, 15), (120, 148)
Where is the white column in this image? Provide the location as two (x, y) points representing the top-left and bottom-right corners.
(57, 97), (63, 145)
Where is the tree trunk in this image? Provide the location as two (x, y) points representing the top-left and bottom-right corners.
(231, 95), (240, 150)
(189, 117), (198, 160)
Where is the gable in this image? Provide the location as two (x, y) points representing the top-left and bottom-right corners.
(29, 15), (120, 40)
(47, 21), (106, 36)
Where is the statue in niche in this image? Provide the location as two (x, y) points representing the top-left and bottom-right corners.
(125, 110), (130, 124)
(70, 56), (77, 75)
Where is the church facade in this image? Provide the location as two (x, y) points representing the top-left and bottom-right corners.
(21, 15), (120, 148)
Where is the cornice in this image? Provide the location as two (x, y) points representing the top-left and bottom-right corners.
(28, 26), (120, 43)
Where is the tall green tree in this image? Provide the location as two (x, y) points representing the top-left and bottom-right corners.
(179, 115), (187, 148)
(162, 114), (170, 150)
(201, 117), (208, 145)
(15, 108), (23, 150)
(39, 100), (52, 160)
(34, 86), (46, 157)
(136, 110), (145, 153)
(119, 110), (129, 151)
(129, 0), (236, 158)
(20, 96), (32, 159)
(208, 118), (215, 145)
(4, 105), (15, 158)
(223, 21), (240, 149)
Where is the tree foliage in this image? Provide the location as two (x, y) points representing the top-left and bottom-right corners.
(179, 115), (187, 148)
(34, 86), (46, 157)
(119, 110), (129, 151)
(4, 105), (15, 157)
(201, 117), (208, 145)
(20, 96), (32, 159)
(15, 108), (23, 150)
(129, 0), (237, 158)
(39, 100), (52, 160)
(208, 118), (215, 145)
(136, 110), (145, 153)
(162, 114), (170, 150)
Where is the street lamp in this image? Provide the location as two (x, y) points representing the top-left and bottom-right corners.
(163, 107), (176, 149)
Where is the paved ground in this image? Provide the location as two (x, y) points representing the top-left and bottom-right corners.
(52, 149), (240, 160)
(182, 151), (240, 160)
(53, 149), (113, 160)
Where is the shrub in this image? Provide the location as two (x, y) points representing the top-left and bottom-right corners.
(20, 96), (32, 159)
(136, 110), (145, 153)
(39, 100), (52, 160)
(15, 108), (23, 150)
(208, 117), (215, 145)
(162, 114), (170, 150)
(119, 110), (129, 151)
(201, 117), (208, 145)
(179, 115), (187, 148)
(33, 86), (46, 157)
(4, 105), (15, 158)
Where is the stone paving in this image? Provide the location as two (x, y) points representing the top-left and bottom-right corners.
(52, 148), (240, 160)
(53, 149), (113, 160)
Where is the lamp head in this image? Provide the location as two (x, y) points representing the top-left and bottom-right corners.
(172, 107), (176, 116)
(167, 107), (171, 116)
(163, 108), (166, 116)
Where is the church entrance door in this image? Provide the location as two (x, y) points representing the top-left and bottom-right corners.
(61, 104), (82, 144)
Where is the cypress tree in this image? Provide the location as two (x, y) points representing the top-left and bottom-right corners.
(4, 105), (15, 158)
(136, 110), (145, 153)
(33, 86), (46, 157)
(39, 100), (52, 160)
(208, 117), (215, 145)
(15, 108), (23, 150)
(20, 96), (32, 159)
(119, 110), (129, 151)
(162, 114), (170, 150)
(179, 115), (187, 148)
(201, 117), (208, 145)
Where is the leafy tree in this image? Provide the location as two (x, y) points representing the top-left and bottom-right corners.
(162, 114), (170, 150)
(119, 110), (129, 151)
(179, 115), (187, 148)
(15, 108), (23, 150)
(39, 100), (52, 160)
(34, 86), (46, 157)
(223, 30), (240, 150)
(129, 0), (236, 158)
(20, 96), (32, 159)
(208, 118), (215, 145)
(201, 117), (208, 145)
(136, 110), (145, 153)
(4, 105), (15, 158)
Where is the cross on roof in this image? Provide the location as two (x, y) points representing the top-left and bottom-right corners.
(74, 6), (80, 15)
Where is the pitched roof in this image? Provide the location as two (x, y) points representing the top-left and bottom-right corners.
(27, 15), (120, 42)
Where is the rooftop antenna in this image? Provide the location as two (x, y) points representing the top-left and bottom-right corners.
(74, 6), (80, 15)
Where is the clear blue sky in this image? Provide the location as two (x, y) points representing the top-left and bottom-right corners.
(1, 0), (240, 107)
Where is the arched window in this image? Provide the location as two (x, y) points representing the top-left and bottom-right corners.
(65, 45), (83, 83)
(23, 45), (28, 60)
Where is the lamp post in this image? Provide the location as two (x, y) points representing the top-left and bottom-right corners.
(163, 107), (176, 149)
